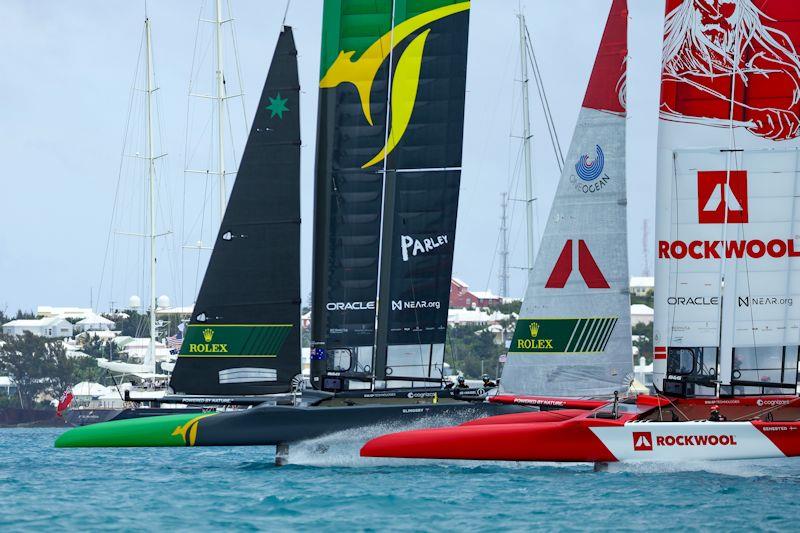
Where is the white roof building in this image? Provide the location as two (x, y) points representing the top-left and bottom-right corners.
(2, 316), (74, 338)
(118, 338), (172, 362)
(71, 381), (113, 398)
(75, 313), (115, 332)
(448, 308), (510, 326)
(631, 304), (654, 325)
(156, 306), (194, 316)
(77, 330), (119, 342)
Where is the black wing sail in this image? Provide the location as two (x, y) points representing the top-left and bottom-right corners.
(170, 27), (301, 396)
(311, 1), (470, 390)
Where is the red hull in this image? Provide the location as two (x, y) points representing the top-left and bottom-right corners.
(360, 409), (800, 463)
(361, 414), (626, 462)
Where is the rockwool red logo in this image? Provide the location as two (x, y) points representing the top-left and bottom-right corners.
(545, 240), (609, 289)
(697, 171), (748, 224)
(632, 432), (653, 451)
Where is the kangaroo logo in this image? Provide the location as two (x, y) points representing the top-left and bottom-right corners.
(545, 240), (610, 289)
(320, 2), (470, 168)
(171, 414), (215, 446)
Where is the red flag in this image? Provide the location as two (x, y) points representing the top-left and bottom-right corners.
(57, 388), (74, 417)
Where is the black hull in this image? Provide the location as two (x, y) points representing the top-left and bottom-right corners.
(193, 401), (528, 446)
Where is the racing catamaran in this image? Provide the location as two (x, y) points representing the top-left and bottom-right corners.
(360, 0), (800, 464)
(55, 1), (529, 456)
(650, 0), (800, 420)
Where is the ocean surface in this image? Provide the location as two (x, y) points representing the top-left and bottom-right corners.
(2, 427), (799, 531)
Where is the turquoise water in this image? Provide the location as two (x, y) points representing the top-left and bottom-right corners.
(2, 428), (799, 531)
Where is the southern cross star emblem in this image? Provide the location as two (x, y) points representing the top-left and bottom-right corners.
(266, 93), (289, 119)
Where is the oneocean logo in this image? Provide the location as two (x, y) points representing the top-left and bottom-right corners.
(698, 170), (748, 224)
(633, 432), (653, 451)
(319, 3), (470, 169)
(576, 145), (605, 181)
(571, 145), (610, 193)
(545, 240), (610, 289)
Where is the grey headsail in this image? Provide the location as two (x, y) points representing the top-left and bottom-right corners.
(169, 26), (301, 395)
(501, 0), (632, 397)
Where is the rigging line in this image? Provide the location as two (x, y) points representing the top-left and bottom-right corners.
(714, 15), (746, 390)
(194, 174), (212, 301)
(181, 0), (206, 309)
(152, 85), (181, 302)
(467, 36), (515, 196)
(227, 0), (249, 130)
(98, 22), (147, 312)
(525, 25), (564, 171)
(224, 95), (241, 173)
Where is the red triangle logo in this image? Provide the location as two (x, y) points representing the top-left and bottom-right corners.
(546, 240), (610, 289)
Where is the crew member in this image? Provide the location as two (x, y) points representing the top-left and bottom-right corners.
(481, 374), (497, 388)
(708, 405), (726, 422)
(456, 375), (469, 389)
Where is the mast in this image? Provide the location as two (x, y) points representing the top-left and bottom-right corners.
(372, 0), (399, 387)
(215, 0), (227, 222)
(145, 17), (157, 374)
(518, 13), (535, 271)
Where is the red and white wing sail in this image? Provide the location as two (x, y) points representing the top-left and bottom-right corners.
(653, 0), (800, 393)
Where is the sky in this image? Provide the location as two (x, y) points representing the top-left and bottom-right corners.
(0, 0), (665, 314)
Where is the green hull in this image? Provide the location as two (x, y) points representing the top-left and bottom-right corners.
(55, 412), (213, 448)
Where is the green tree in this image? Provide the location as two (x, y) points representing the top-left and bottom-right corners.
(113, 310), (151, 338)
(632, 321), (654, 364)
(445, 324), (505, 379)
(0, 332), (63, 408)
(79, 334), (122, 360)
(488, 300), (522, 316)
(49, 353), (105, 395)
(630, 289), (654, 307)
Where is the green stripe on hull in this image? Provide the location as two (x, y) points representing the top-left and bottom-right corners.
(55, 413), (215, 448)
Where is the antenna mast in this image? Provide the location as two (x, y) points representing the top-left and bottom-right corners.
(499, 193), (510, 297)
(641, 220), (651, 277)
(518, 13), (536, 271)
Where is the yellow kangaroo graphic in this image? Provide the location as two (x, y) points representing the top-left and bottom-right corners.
(171, 414), (214, 446)
(320, 2), (470, 168)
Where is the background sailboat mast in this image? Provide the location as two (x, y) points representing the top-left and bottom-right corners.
(215, 0), (228, 219)
(518, 12), (536, 271)
(145, 17), (157, 373)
